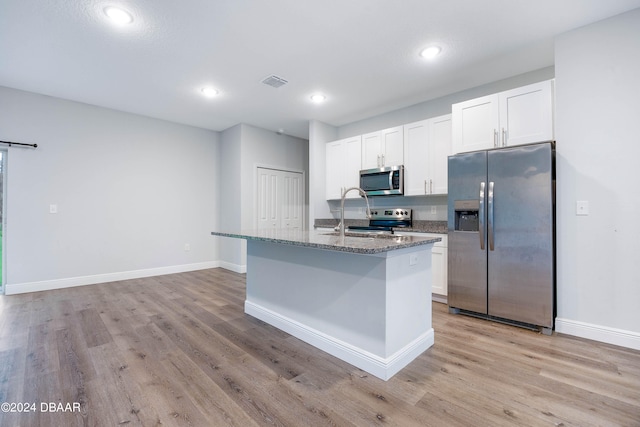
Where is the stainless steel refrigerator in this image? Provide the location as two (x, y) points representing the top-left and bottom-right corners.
(447, 141), (555, 334)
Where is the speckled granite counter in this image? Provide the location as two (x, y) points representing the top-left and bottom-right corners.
(313, 219), (448, 234)
(211, 228), (440, 254)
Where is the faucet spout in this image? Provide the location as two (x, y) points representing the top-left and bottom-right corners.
(338, 187), (372, 238)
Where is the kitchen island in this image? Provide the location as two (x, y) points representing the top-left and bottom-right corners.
(211, 228), (440, 380)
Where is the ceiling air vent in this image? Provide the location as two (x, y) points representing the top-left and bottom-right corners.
(261, 75), (288, 88)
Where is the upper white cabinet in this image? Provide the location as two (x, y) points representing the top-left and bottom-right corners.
(452, 80), (554, 154)
(428, 115), (452, 195)
(404, 114), (452, 196)
(361, 126), (404, 169)
(325, 136), (362, 200)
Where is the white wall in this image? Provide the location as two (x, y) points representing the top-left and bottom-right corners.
(239, 124), (308, 231)
(554, 9), (640, 349)
(217, 123), (309, 272)
(0, 86), (220, 294)
(308, 120), (338, 224)
(217, 124), (244, 271)
(337, 67), (555, 139)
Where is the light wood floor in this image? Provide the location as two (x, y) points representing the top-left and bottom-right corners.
(0, 268), (638, 426)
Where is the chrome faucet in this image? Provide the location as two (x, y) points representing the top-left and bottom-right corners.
(336, 187), (372, 238)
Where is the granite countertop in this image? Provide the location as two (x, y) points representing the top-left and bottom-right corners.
(313, 219), (448, 234)
(211, 229), (441, 255)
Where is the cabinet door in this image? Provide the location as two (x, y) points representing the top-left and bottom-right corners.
(361, 131), (382, 169)
(257, 168), (280, 230)
(343, 136), (362, 198)
(403, 120), (429, 195)
(325, 140), (344, 200)
(428, 114), (452, 194)
(281, 171), (304, 230)
(431, 245), (447, 297)
(381, 126), (404, 166)
(499, 80), (554, 147)
(452, 94), (500, 154)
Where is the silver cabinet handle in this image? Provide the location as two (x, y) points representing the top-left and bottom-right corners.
(488, 181), (495, 251)
(479, 182), (485, 250)
(430, 179), (433, 194)
(502, 128), (506, 147)
(493, 129), (498, 148)
(424, 180), (427, 194)
(381, 154), (385, 166)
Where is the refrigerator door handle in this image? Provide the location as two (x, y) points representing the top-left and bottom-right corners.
(488, 181), (495, 251)
(479, 182), (486, 250)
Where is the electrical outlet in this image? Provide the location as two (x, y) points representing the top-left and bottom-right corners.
(576, 201), (589, 216)
(49, 204), (58, 214)
(184, 244), (191, 252)
(409, 254), (418, 266)
(430, 206), (437, 214)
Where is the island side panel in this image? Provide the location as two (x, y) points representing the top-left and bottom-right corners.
(384, 246), (433, 357)
(245, 240), (388, 356)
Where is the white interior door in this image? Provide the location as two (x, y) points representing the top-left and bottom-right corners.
(257, 167), (304, 231)
(281, 172), (303, 230)
(257, 168), (279, 230)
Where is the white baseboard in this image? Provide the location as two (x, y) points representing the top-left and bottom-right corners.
(4, 261), (220, 295)
(218, 261), (246, 274)
(555, 317), (640, 351)
(432, 293), (447, 304)
(245, 300), (434, 381)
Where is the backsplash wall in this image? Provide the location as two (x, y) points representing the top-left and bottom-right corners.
(326, 194), (447, 222)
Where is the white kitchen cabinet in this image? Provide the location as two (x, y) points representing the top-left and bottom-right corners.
(431, 242), (448, 300)
(325, 136), (362, 200)
(428, 115), (452, 194)
(399, 232), (448, 300)
(403, 120), (429, 195)
(452, 80), (554, 154)
(361, 126), (403, 169)
(403, 115), (451, 196)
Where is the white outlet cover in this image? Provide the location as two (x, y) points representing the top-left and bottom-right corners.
(576, 200), (589, 216)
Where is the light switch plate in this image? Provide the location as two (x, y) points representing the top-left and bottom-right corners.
(576, 200), (589, 216)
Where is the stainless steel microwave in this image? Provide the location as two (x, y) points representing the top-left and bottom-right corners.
(359, 165), (404, 196)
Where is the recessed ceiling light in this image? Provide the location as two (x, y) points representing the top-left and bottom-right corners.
(420, 46), (442, 59)
(104, 6), (133, 25)
(310, 94), (327, 103)
(201, 87), (219, 98)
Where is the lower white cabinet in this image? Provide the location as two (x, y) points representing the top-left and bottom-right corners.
(430, 241), (448, 300)
(400, 232), (448, 301)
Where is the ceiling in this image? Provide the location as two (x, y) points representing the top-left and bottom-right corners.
(1, 1), (639, 140)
